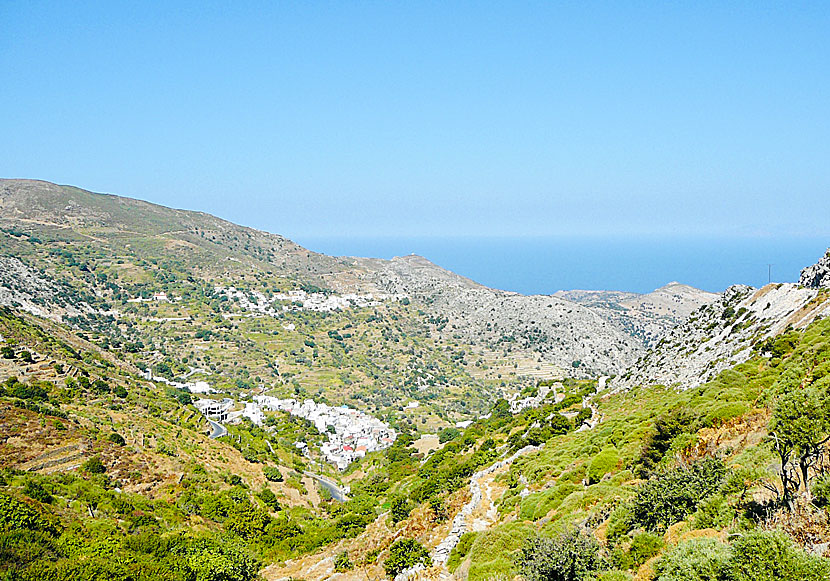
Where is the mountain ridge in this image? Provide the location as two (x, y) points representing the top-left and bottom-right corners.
(0, 178), (717, 376)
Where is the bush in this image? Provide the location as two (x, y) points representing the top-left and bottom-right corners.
(113, 385), (128, 398)
(263, 466), (283, 482)
(108, 433), (126, 446)
(334, 550), (353, 572)
(629, 532), (663, 566)
(588, 448), (620, 484)
(516, 530), (603, 581)
(82, 456), (106, 474)
(0, 493), (59, 534)
(257, 487), (280, 511)
(655, 537), (730, 581)
(631, 458), (727, 532)
(439, 427), (461, 443)
(447, 532), (478, 572)
(390, 494), (414, 523)
(383, 538), (430, 576)
(23, 481), (53, 504)
(728, 530), (830, 581)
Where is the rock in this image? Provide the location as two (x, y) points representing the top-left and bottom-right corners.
(800, 249), (830, 288)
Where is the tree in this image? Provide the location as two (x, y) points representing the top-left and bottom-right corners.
(516, 530), (603, 581)
(769, 387), (830, 505)
(492, 398), (511, 419)
(439, 427), (461, 443)
(383, 539), (430, 576)
(630, 458), (727, 532)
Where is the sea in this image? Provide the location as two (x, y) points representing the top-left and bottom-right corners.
(294, 235), (829, 295)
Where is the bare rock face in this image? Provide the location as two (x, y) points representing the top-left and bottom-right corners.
(616, 282), (830, 391)
(0, 256), (95, 321)
(800, 249), (830, 288)
(348, 255), (716, 377)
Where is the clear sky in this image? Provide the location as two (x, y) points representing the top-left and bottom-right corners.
(1, 1), (828, 240)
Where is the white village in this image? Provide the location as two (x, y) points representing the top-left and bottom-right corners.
(184, 386), (397, 471)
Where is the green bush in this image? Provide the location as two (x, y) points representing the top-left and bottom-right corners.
(108, 433), (126, 446)
(263, 466), (283, 482)
(655, 537), (730, 581)
(383, 538), (430, 576)
(629, 532), (663, 566)
(630, 458), (727, 532)
(334, 550), (353, 572)
(0, 493), (59, 534)
(728, 530), (830, 581)
(82, 456), (106, 474)
(516, 530), (603, 581)
(389, 494), (414, 523)
(447, 531), (478, 572)
(23, 481), (53, 504)
(588, 448), (620, 484)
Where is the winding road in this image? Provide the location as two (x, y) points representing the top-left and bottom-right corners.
(304, 471), (349, 502)
(207, 418), (227, 439)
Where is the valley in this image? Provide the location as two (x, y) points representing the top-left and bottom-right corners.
(2, 179), (830, 581)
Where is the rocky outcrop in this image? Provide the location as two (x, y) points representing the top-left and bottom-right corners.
(555, 282), (719, 347)
(617, 283), (830, 391)
(0, 256), (95, 321)
(800, 249), (830, 288)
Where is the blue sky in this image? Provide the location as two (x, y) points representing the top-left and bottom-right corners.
(1, 1), (828, 240)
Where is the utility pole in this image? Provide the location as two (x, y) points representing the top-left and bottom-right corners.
(768, 264), (773, 284)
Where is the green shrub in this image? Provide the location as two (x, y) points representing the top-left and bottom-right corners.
(257, 487), (280, 511)
(588, 448), (620, 484)
(447, 532), (478, 572)
(629, 532), (663, 566)
(631, 458), (727, 531)
(108, 433), (126, 446)
(22, 481), (53, 504)
(383, 538), (430, 576)
(82, 456), (106, 474)
(389, 494), (414, 523)
(263, 466), (283, 482)
(655, 537), (730, 581)
(439, 427), (461, 443)
(516, 530), (603, 581)
(0, 493), (59, 535)
(728, 530), (830, 581)
(334, 550), (353, 572)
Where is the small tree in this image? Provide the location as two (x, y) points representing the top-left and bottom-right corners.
(769, 387), (830, 505)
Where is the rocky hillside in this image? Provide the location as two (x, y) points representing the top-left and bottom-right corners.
(555, 282), (718, 347)
(616, 281), (830, 390)
(800, 248), (830, 288)
(347, 255), (643, 375)
(0, 179), (715, 378)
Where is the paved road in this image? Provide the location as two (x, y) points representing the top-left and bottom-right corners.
(304, 471), (348, 502)
(207, 419), (227, 439)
